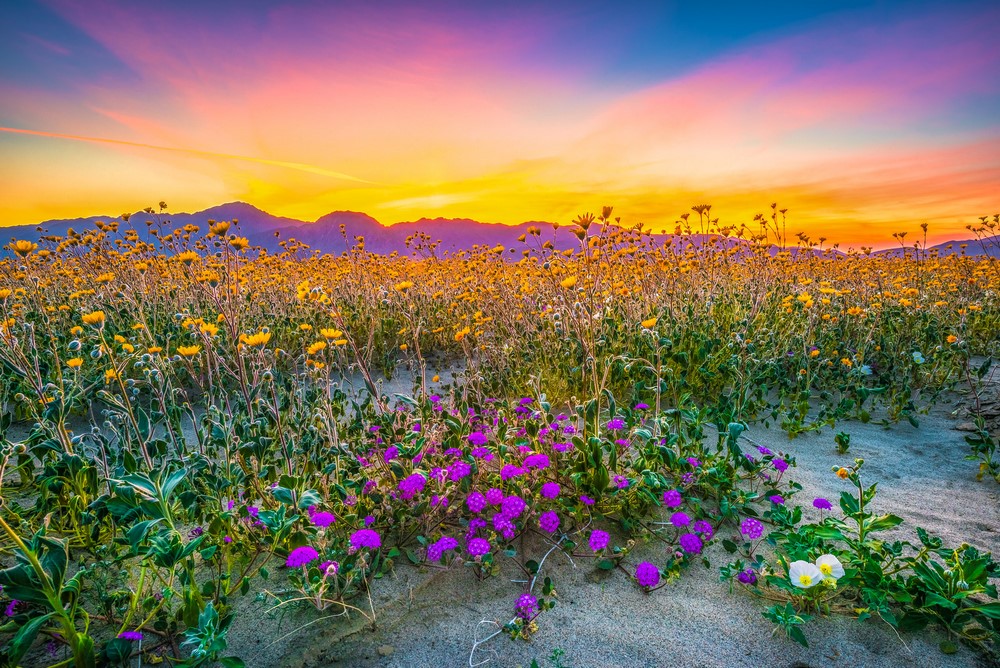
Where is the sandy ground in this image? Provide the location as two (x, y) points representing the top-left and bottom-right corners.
(222, 388), (1000, 668)
(6, 370), (997, 667)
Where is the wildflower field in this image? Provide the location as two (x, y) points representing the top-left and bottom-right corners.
(1, 208), (1000, 667)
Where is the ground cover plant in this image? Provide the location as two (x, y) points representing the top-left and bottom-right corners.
(1, 206), (999, 666)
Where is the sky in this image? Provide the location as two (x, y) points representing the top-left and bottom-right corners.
(1, 0), (998, 246)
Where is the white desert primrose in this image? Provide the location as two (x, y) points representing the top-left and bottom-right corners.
(816, 554), (845, 581)
(789, 561), (824, 589)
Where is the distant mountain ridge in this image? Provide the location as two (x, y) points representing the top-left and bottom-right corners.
(3, 202), (998, 258)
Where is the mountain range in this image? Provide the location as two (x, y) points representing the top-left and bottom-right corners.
(2, 201), (998, 259)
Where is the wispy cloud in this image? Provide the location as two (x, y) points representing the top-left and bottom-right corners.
(0, 125), (376, 182)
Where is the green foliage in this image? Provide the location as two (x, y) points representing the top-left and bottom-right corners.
(727, 460), (1000, 655)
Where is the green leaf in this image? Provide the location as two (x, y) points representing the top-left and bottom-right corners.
(788, 625), (809, 648)
(37, 536), (68, 589)
(271, 486), (296, 506)
(967, 603), (1000, 619)
(161, 468), (188, 499)
(865, 514), (903, 533)
(839, 491), (860, 515)
(7, 612), (55, 665)
(923, 592), (957, 610)
(101, 637), (133, 664)
(127, 519), (161, 550)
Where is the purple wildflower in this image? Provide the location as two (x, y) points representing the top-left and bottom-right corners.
(740, 517), (764, 540)
(468, 431), (488, 446)
(679, 533), (703, 554)
(310, 511), (336, 528)
(635, 562), (660, 588)
(524, 453), (551, 469)
(492, 513), (514, 533)
(589, 529), (610, 552)
(580, 495), (595, 506)
(662, 489), (683, 508)
(670, 511), (691, 527)
(737, 568), (758, 585)
(427, 536), (459, 562)
(614, 475), (630, 489)
(813, 497), (833, 510)
(471, 446), (494, 461)
(515, 593), (538, 619)
(118, 631), (144, 641)
(467, 537), (491, 557)
(467, 491), (487, 513)
(350, 528), (381, 550)
(769, 495), (785, 505)
(448, 460), (472, 481)
(500, 464), (524, 481)
(773, 458), (789, 473)
(399, 473), (426, 500)
(693, 520), (714, 539)
(540, 482), (561, 499)
(286, 545), (319, 568)
(501, 495), (526, 518)
(538, 511), (560, 533)
(485, 488), (503, 505)
(606, 417), (627, 431)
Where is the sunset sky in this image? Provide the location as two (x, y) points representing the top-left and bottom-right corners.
(1, 0), (998, 246)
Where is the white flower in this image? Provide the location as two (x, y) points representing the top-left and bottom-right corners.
(815, 554), (845, 580)
(789, 560), (823, 589)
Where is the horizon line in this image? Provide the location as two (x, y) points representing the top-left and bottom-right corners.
(3, 199), (996, 253)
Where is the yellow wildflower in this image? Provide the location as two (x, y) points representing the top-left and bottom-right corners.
(82, 311), (106, 327)
(8, 240), (38, 256)
(239, 331), (272, 347)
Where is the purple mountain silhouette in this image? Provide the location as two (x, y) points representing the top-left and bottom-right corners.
(3, 202), (997, 258)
